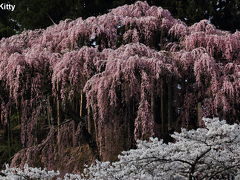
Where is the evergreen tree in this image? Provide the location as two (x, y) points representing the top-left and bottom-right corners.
(0, 7), (16, 39)
(1, 0), (240, 39)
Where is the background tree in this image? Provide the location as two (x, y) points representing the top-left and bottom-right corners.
(0, 8), (16, 38)
(1, 0), (240, 40)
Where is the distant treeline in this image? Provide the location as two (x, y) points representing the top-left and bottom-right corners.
(1, 0), (240, 39)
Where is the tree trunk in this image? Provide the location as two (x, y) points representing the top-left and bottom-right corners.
(56, 80), (62, 153)
(161, 77), (168, 136)
(197, 102), (203, 127)
(87, 106), (95, 137)
(47, 96), (52, 127)
(7, 107), (11, 159)
(167, 77), (173, 130)
(80, 90), (83, 118)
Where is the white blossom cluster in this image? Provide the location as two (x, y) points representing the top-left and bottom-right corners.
(1, 118), (240, 180)
(0, 164), (59, 180)
(62, 173), (82, 180)
(82, 118), (240, 180)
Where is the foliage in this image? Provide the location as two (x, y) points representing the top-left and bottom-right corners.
(73, 118), (240, 180)
(0, 164), (59, 180)
(0, 8), (17, 39)
(1, 0), (240, 40)
(1, 118), (240, 180)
